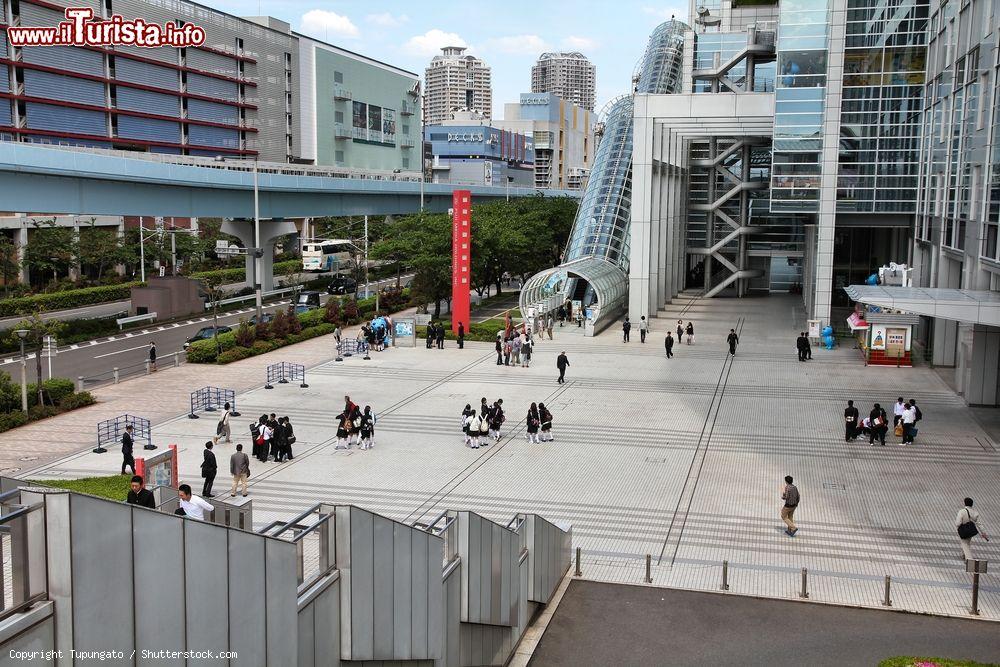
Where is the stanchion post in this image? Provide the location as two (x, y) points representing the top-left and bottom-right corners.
(113, 368), (119, 384)
(174, 352), (180, 368)
(145, 360), (151, 375)
(799, 568), (809, 599)
(882, 575), (891, 606)
(76, 376), (84, 392)
(721, 560), (729, 591)
(644, 554), (652, 584)
(574, 547), (581, 577)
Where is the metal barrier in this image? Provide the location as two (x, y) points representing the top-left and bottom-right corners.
(264, 362), (308, 389)
(94, 414), (153, 453)
(116, 312), (157, 329)
(77, 351), (183, 391)
(334, 339), (370, 362)
(188, 386), (240, 419)
(0, 489), (48, 622)
(207, 286), (299, 310)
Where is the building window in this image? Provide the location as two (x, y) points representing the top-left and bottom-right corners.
(334, 71), (343, 84)
(335, 150), (345, 163)
(335, 110), (344, 124)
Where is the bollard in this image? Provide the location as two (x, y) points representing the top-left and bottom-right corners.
(971, 562), (982, 616)
(799, 568), (809, 599)
(574, 547), (582, 577)
(721, 560), (729, 591)
(174, 352), (180, 368)
(113, 367), (120, 384)
(76, 376), (84, 392)
(645, 554), (652, 583)
(145, 360), (151, 375)
(882, 575), (892, 606)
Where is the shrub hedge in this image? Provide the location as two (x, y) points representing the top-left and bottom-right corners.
(190, 259), (303, 284)
(0, 283), (140, 317)
(0, 388), (95, 434)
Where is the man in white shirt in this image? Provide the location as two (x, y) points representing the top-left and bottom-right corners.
(892, 397), (906, 427)
(178, 484), (214, 521)
(956, 497), (988, 561)
(900, 403), (917, 445)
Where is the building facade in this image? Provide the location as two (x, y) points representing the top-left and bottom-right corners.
(296, 35), (421, 172)
(424, 120), (534, 187)
(423, 46), (492, 125)
(531, 52), (597, 112)
(496, 92), (593, 190)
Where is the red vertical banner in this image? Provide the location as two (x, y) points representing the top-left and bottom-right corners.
(451, 190), (472, 336)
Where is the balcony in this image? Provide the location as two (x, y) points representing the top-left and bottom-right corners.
(400, 101), (416, 116)
(334, 124), (351, 139)
(400, 136), (415, 148)
(333, 85), (352, 101)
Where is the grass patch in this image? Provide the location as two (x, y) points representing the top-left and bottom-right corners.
(31, 474), (131, 501)
(417, 317), (517, 343)
(879, 658), (1000, 667)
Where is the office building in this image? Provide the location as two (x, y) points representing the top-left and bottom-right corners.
(296, 35), (421, 171)
(531, 52), (597, 112)
(423, 46), (492, 125)
(496, 92), (594, 190)
(425, 114), (534, 187)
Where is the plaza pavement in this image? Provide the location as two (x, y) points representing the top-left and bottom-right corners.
(21, 293), (1000, 621)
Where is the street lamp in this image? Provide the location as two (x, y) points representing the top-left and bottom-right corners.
(14, 329), (28, 413)
(215, 156), (263, 321)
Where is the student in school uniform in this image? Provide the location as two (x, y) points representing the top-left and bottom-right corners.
(526, 403), (541, 444)
(478, 407), (490, 447)
(539, 403), (554, 442)
(489, 399), (506, 442)
(359, 406), (375, 450)
(462, 404), (478, 448)
(335, 410), (351, 450)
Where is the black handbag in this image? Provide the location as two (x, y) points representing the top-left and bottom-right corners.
(958, 509), (979, 539)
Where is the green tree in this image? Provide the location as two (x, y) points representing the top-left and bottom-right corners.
(77, 220), (126, 280)
(371, 212), (451, 317)
(0, 233), (21, 297)
(9, 314), (66, 406)
(23, 220), (77, 286)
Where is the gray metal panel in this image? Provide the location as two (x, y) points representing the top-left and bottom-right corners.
(117, 115), (181, 143)
(0, 605), (54, 665)
(188, 73), (239, 101)
(189, 124), (239, 149)
(372, 516), (394, 659)
(115, 59), (179, 91)
(479, 523), (491, 623)
(184, 520), (229, 666)
(20, 45), (104, 77)
(444, 568), (460, 667)
(265, 538), (299, 665)
(410, 529), (429, 659)
(228, 530), (266, 666)
(25, 103), (106, 136)
(391, 523), (411, 658)
(133, 510), (185, 667)
(41, 493), (73, 661)
(18, 3), (64, 26)
(117, 87), (181, 115)
(335, 506), (352, 659)
(499, 532), (511, 627)
(188, 98), (239, 125)
(297, 603), (315, 667)
(425, 564), (443, 661)
(350, 508), (375, 659)
(187, 49), (238, 77)
(314, 577), (340, 667)
(467, 515), (480, 623)
(490, 526), (502, 623)
(69, 495), (134, 658)
(23, 70), (105, 106)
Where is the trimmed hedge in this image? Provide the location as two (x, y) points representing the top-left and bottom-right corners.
(417, 319), (509, 343)
(0, 283), (140, 317)
(190, 259), (303, 284)
(0, 389), (95, 434)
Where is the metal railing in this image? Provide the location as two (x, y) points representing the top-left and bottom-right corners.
(259, 503), (336, 591)
(415, 510), (458, 568)
(207, 285), (298, 310)
(76, 351), (184, 391)
(0, 489), (48, 622)
(116, 312), (157, 329)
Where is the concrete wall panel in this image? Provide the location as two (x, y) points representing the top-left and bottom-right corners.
(133, 510), (185, 667)
(265, 538), (299, 665)
(350, 508), (375, 659)
(410, 529), (429, 659)
(184, 520), (230, 667)
(229, 529), (266, 666)
(391, 524), (412, 658)
(372, 516), (394, 659)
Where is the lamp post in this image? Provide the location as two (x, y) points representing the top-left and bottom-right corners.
(14, 329), (28, 413)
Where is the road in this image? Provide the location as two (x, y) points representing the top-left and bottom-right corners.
(0, 272), (411, 388)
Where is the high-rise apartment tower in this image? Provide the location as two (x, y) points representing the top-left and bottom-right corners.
(423, 47), (493, 124)
(531, 52), (597, 112)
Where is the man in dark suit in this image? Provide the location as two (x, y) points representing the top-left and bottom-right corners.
(126, 475), (155, 508)
(556, 351), (570, 384)
(121, 424), (136, 475)
(201, 441), (218, 498)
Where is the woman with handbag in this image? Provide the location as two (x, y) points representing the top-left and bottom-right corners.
(360, 406), (375, 450)
(685, 321), (695, 345)
(335, 410), (351, 450)
(526, 403), (540, 444)
(957, 497), (989, 561)
(539, 403), (553, 442)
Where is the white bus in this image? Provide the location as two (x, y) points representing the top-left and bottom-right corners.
(301, 239), (354, 273)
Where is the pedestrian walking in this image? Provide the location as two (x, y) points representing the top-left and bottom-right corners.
(230, 444), (250, 497)
(727, 328), (739, 356)
(526, 403), (541, 444)
(623, 317), (631, 343)
(665, 332), (674, 358)
(685, 322), (695, 345)
(546, 314), (554, 339)
(869, 403), (888, 446)
(900, 400), (917, 445)
(676, 320), (684, 341)
(251, 415), (268, 462)
(458, 321), (465, 349)
(539, 403), (553, 441)
(148, 341), (157, 372)
(121, 424), (136, 475)
(213, 402), (232, 445)
(796, 332), (807, 361)
(360, 406), (375, 450)
(495, 334), (503, 365)
(558, 305), (566, 326)
(805, 334), (812, 359)
(780, 475), (800, 537)
(178, 484), (214, 521)
(844, 400), (859, 441)
(522, 336), (532, 367)
(512, 335), (522, 366)
(957, 498), (989, 561)
(639, 316), (648, 343)
(126, 475), (155, 508)
(201, 441), (217, 498)
(557, 351), (569, 384)
(436, 324), (445, 349)
(334, 326), (342, 345)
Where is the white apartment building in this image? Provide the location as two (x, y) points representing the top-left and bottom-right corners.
(496, 93), (594, 190)
(423, 47), (493, 125)
(531, 52), (597, 112)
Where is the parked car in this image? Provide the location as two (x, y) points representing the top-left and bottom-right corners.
(248, 312), (274, 326)
(327, 276), (358, 295)
(297, 290), (322, 309)
(184, 325), (232, 349)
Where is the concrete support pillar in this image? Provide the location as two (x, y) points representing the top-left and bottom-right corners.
(221, 219), (297, 292)
(628, 99), (654, 321)
(17, 223), (28, 285)
(69, 218), (81, 281)
(115, 218), (126, 277)
(963, 324), (1000, 406)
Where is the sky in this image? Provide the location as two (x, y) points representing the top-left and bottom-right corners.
(206, 0), (689, 118)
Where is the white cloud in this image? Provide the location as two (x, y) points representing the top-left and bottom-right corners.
(300, 9), (360, 40)
(481, 34), (552, 55)
(366, 12), (408, 28)
(560, 35), (598, 51)
(402, 29), (468, 57)
(641, 6), (687, 21)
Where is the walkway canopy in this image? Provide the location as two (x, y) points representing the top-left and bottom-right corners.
(519, 257), (628, 331)
(844, 285), (1000, 326)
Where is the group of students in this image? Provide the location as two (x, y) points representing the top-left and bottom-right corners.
(496, 329), (534, 367)
(460, 397), (553, 447)
(425, 322), (448, 349)
(335, 395), (377, 450)
(249, 413), (296, 463)
(843, 397), (923, 445)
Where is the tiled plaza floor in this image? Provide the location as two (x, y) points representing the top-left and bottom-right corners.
(29, 294), (1000, 620)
